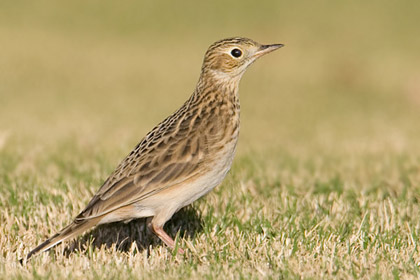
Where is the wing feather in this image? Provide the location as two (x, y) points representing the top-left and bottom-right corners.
(77, 143), (204, 221)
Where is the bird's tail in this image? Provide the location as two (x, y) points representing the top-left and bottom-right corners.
(20, 217), (101, 264)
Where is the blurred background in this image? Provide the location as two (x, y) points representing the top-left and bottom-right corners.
(1, 0), (420, 173)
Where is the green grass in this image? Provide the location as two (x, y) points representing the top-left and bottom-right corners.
(1, 0), (420, 279)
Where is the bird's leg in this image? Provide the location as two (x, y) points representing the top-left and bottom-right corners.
(147, 218), (184, 254)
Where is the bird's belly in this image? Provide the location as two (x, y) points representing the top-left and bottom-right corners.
(140, 139), (238, 214)
(176, 140), (238, 208)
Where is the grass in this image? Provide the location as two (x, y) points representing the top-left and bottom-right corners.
(1, 0), (420, 279)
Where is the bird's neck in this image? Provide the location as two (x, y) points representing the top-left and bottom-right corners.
(191, 69), (242, 106)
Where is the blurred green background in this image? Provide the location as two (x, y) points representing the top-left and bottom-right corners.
(0, 0), (420, 169)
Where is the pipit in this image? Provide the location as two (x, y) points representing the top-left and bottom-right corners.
(21, 37), (283, 262)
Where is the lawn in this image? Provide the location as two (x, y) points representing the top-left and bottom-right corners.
(1, 0), (420, 279)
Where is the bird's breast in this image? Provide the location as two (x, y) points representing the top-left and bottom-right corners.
(199, 105), (240, 182)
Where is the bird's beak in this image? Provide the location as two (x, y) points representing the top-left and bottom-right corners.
(254, 43), (284, 58)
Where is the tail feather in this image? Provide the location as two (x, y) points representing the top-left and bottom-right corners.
(20, 217), (101, 264)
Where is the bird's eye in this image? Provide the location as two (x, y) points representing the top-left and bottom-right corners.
(230, 48), (242, 58)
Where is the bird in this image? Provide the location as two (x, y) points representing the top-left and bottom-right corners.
(21, 37), (283, 263)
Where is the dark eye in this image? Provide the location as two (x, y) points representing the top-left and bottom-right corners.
(230, 48), (242, 58)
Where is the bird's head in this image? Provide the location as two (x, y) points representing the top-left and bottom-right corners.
(201, 37), (283, 80)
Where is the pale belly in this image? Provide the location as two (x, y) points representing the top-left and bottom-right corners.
(178, 140), (238, 208)
(153, 137), (238, 211)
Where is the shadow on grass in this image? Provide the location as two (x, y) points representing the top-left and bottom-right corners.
(63, 206), (203, 256)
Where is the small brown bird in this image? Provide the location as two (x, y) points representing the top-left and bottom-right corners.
(21, 37), (283, 262)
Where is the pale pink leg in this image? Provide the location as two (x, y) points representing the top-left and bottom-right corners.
(147, 220), (184, 254)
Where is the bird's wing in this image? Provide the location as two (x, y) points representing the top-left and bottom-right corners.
(77, 161), (204, 221)
(75, 119), (210, 221)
